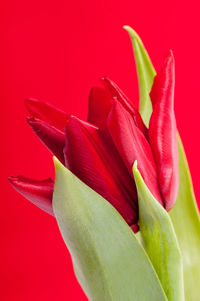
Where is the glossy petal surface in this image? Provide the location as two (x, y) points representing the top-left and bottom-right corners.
(103, 77), (148, 137)
(107, 100), (163, 205)
(8, 175), (54, 215)
(25, 98), (69, 131)
(27, 117), (65, 164)
(64, 116), (138, 226)
(149, 51), (179, 210)
(87, 87), (113, 128)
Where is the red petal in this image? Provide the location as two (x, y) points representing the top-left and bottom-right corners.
(107, 100), (163, 206)
(27, 117), (65, 164)
(64, 116), (138, 225)
(102, 77), (148, 137)
(87, 87), (113, 128)
(8, 176), (54, 215)
(25, 98), (69, 131)
(149, 50), (179, 211)
(130, 224), (139, 233)
(102, 77), (136, 110)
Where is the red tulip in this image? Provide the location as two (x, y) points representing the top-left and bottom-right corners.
(9, 51), (178, 231)
(149, 51), (179, 211)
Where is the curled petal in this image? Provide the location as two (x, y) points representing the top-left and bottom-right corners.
(107, 100), (163, 206)
(64, 116), (138, 225)
(149, 50), (179, 210)
(27, 117), (65, 164)
(102, 77), (148, 137)
(25, 98), (69, 131)
(8, 176), (54, 215)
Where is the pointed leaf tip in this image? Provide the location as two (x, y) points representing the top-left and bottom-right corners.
(123, 26), (143, 44)
(128, 26), (199, 300)
(133, 160), (138, 170)
(53, 155), (62, 170)
(53, 160), (168, 301)
(124, 26), (156, 126)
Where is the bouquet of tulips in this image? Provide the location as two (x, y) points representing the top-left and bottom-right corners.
(9, 27), (200, 301)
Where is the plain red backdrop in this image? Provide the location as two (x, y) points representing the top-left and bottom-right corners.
(1, 0), (200, 300)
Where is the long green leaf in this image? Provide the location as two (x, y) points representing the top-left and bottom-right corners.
(125, 26), (200, 300)
(133, 161), (184, 301)
(53, 157), (167, 301)
(169, 136), (200, 301)
(123, 25), (156, 126)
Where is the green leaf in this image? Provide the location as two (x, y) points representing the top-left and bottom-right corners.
(169, 136), (200, 301)
(123, 26), (156, 126)
(133, 161), (184, 301)
(53, 157), (167, 301)
(126, 26), (200, 300)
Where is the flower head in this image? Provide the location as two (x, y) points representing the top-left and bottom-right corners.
(9, 51), (178, 232)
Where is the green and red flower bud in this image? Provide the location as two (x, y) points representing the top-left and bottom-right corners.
(9, 51), (178, 231)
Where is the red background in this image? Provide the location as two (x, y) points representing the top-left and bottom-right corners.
(1, 0), (200, 300)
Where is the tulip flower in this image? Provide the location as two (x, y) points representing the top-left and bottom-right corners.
(9, 50), (178, 231)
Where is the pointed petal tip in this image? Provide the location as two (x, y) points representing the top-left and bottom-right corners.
(100, 77), (112, 89)
(24, 98), (43, 113)
(162, 50), (174, 68)
(108, 97), (131, 118)
(68, 114), (97, 130)
(25, 97), (40, 105)
(101, 76), (110, 83)
(167, 49), (174, 59)
(8, 174), (54, 186)
(8, 175), (17, 185)
(67, 114), (79, 126)
(8, 175), (27, 186)
(101, 76), (116, 87)
(8, 175), (54, 216)
(25, 98), (69, 131)
(101, 77), (120, 94)
(26, 116), (42, 133)
(26, 116), (42, 126)
(26, 115), (37, 123)
(27, 116), (66, 164)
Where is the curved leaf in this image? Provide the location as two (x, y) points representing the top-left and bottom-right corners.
(169, 136), (200, 301)
(53, 157), (167, 301)
(123, 26), (156, 126)
(126, 26), (200, 300)
(133, 161), (184, 301)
